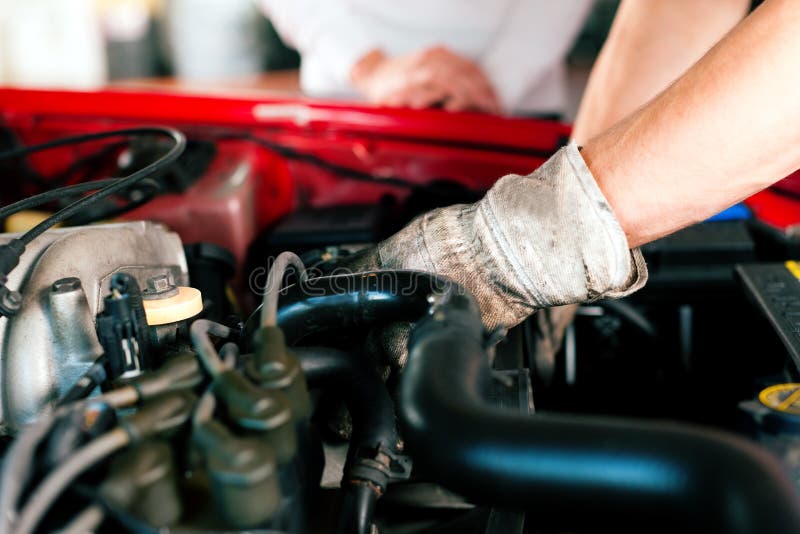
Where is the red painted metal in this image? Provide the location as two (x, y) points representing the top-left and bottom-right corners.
(0, 88), (569, 151)
(5, 87), (800, 259)
(745, 190), (800, 234)
(0, 87), (570, 265)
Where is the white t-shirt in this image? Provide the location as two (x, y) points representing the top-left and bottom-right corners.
(260, 0), (594, 115)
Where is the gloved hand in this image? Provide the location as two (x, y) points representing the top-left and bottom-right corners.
(346, 143), (648, 348)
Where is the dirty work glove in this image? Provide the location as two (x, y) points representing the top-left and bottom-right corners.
(345, 143), (648, 368)
(533, 304), (579, 384)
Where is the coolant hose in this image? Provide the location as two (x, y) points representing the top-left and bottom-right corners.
(274, 271), (800, 533)
(295, 346), (398, 457)
(401, 290), (800, 533)
(296, 346), (400, 534)
(275, 271), (443, 344)
(337, 482), (377, 534)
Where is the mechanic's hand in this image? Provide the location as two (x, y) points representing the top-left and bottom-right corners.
(343, 144), (648, 369)
(350, 47), (501, 113)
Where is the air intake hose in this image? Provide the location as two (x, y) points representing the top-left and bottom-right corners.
(276, 271), (800, 533)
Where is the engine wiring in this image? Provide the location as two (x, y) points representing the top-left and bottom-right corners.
(0, 127), (185, 246)
(0, 127), (186, 317)
(219, 132), (484, 199)
(0, 361), (200, 534)
(1, 127), (482, 235)
(1, 127), (480, 233)
(238, 133), (420, 191)
(0, 128), (470, 532)
(13, 427), (131, 534)
(0, 388), (139, 534)
(0, 177), (161, 222)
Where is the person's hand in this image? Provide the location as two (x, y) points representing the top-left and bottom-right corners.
(342, 144), (648, 370)
(350, 47), (501, 113)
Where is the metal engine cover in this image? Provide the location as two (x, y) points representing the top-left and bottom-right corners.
(0, 221), (188, 432)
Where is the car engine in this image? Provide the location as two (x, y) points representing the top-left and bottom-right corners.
(1, 89), (800, 534)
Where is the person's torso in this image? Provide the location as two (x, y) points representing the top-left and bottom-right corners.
(343, 0), (519, 57)
(302, 0), (593, 114)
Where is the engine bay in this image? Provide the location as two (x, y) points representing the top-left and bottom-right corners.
(1, 88), (800, 533)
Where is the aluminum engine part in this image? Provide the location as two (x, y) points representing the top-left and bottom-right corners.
(0, 221), (188, 432)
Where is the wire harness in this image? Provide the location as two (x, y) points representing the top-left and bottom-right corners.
(0, 127), (186, 317)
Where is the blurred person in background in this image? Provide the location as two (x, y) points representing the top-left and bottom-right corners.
(258, 0), (594, 117)
(0, 0), (106, 88)
(163, 0), (267, 81)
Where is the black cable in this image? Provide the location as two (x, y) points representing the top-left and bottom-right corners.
(0, 178), (161, 222)
(61, 178), (163, 226)
(57, 357), (108, 407)
(0, 127), (186, 246)
(47, 140), (129, 188)
(0, 127), (185, 317)
(296, 346), (399, 462)
(223, 133), (482, 196)
(0, 179), (118, 220)
(0, 127), (180, 163)
(241, 134), (417, 190)
(768, 183), (800, 202)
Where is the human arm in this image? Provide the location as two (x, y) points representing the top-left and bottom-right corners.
(542, 0), (750, 358)
(348, 0), (800, 336)
(584, 0), (800, 246)
(572, 0), (750, 142)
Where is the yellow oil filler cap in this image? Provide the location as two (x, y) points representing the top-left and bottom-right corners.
(142, 284), (203, 326)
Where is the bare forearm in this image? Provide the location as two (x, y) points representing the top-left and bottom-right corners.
(573, 0), (749, 143)
(583, 0), (800, 248)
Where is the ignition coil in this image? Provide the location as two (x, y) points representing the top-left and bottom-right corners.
(246, 325), (312, 421)
(100, 440), (183, 528)
(192, 401), (282, 529)
(190, 319), (297, 463)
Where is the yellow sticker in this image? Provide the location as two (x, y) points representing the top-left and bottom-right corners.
(785, 261), (800, 280)
(759, 383), (800, 415)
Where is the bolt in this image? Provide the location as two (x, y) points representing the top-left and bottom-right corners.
(143, 274), (178, 300)
(52, 277), (82, 293)
(426, 292), (450, 314)
(147, 274), (172, 293)
(2, 290), (21, 312)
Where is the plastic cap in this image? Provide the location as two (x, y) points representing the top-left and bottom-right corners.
(142, 286), (203, 325)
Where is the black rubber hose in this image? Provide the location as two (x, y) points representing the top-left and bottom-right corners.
(401, 291), (800, 533)
(296, 346), (399, 459)
(273, 271), (453, 344)
(296, 347), (398, 534)
(273, 271), (800, 532)
(337, 482), (378, 534)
